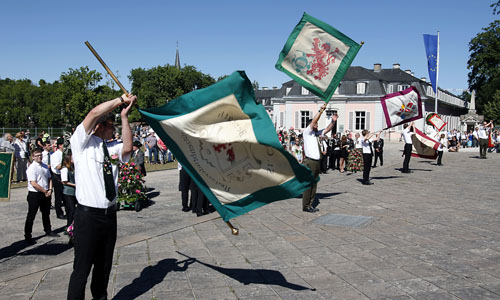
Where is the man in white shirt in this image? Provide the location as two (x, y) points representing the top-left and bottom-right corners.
(67, 94), (136, 300)
(401, 122), (415, 173)
(361, 130), (381, 185)
(50, 138), (66, 219)
(302, 103), (337, 213)
(478, 120), (493, 159)
(24, 149), (57, 245)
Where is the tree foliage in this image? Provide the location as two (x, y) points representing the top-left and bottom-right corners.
(129, 64), (215, 121)
(0, 64), (217, 127)
(467, 20), (500, 120)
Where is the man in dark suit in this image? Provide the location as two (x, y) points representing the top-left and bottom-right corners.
(131, 141), (146, 176)
(372, 137), (384, 167)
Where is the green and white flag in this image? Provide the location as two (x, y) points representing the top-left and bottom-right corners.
(276, 12), (361, 102)
(139, 71), (316, 221)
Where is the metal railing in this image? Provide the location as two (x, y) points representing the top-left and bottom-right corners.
(0, 127), (67, 138)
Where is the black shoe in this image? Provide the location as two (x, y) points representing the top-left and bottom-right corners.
(57, 214), (66, 220)
(303, 207), (319, 213)
(25, 238), (36, 245)
(372, 165), (377, 168)
(362, 181), (374, 185)
(181, 207), (190, 212)
(402, 170), (413, 173)
(46, 232), (59, 237)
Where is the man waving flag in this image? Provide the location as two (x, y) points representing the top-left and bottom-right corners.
(139, 71), (316, 222)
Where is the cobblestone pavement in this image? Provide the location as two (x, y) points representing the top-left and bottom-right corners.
(1, 141), (500, 300)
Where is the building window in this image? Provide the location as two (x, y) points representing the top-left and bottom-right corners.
(356, 82), (367, 94)
(398, 84), (410, 91)
(301, 86), (309, 95)
(300, 111), (310, 129)
(387, 84), (394, 94)
(355, 111), (366, 130)
(280, 112), (284, 127)
(286, 87), (292, 96)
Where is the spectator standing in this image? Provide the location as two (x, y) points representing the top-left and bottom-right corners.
(0, 133), (14, 153)
(131, 141), (146, 176)
(14, 132), (28, 182)
(61, 154), (77, 229)
(146, 131), (159, 164)
(372, 136), (384, 168)
(24, 149), (58, 244)
(51, 138), (66, 219)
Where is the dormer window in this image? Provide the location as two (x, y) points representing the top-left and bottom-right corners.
(286, 87), (292, 96)
(301, 86), (309, 95)
(356, 82), (367, 94)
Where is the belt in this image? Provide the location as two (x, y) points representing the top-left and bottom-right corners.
(305, 157), (320, 162)
(78, 203), (116, 216)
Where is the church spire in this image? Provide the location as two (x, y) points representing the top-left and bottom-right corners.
(175, 41), (181, 70)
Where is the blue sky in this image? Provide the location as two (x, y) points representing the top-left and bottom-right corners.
(0, 1), (497, 95)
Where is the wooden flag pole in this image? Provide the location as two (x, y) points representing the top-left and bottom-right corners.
(226, 221), (239, 235)
(84, 41), (129, 95)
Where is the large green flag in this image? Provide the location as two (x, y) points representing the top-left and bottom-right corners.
(276, 12), (361, 102)
(0, 153), (13, 200)
(139, 71), (316, 221)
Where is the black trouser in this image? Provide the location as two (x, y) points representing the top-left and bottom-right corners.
(479, 138), (488, 158)
(362, 153), (372, 183)
(179, 169), (192, 209)
(64, 194), (77, 227)
(437, 150), (443, 165)
(52, 173), (66, 216)
(68, 205), (117, 300)
(403, 144), (412, 171)
(373, 150), (383, 166)
(191, 184), (208, 215)
(189, 179), (199, 213)
(24, 191), (52, 239)
(320, 155), (328, 173)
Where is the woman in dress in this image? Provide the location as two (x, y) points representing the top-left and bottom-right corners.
(347, 132), (363, 173)
(339, 135), (349, 173)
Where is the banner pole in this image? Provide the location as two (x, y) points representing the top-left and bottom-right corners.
(226, 221), (239, 235)
(434, 31), (440, 114)
(84, 41), (129, 95)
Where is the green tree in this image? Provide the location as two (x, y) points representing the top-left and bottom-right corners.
(129, 64), (215, 121)
(483, 91), (500, 121)
(492, 0), (500, 14)
(467, 20), (500, 114)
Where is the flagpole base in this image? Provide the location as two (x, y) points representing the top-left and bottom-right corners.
(226, 221), (239, 235)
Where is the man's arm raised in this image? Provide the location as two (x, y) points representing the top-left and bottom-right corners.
(82, 94), (137, 135)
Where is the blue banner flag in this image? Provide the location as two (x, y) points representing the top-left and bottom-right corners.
(423, 34), (438, 93)
(139, 71), (316, 221)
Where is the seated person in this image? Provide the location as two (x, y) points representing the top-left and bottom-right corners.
(448, 136), (459, 152)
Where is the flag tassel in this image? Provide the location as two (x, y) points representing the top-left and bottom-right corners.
(226, 221), (239, 235)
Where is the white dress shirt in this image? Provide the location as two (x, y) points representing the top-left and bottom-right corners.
(361, 137), (375, 154)
(402, 127), (414, 144)
(50, 149), (63, 174)
(478, 125), (489, 139)
(303, 126), (323, 160)
(27, 161), (51, 192)
(71, 124), (129, 208)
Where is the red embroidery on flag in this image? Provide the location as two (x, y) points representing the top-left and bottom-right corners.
(213, 143), (235, 162)
(306, 38), (339, 80)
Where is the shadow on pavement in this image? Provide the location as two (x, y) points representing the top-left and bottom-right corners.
(178, 252), (313, 290)
(146, 191), (160, 199)
(0, 226), (68, 261)
(21, 241), (72, 256)
(370, 176), (402, 180)
(114, 258), (195, 300)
